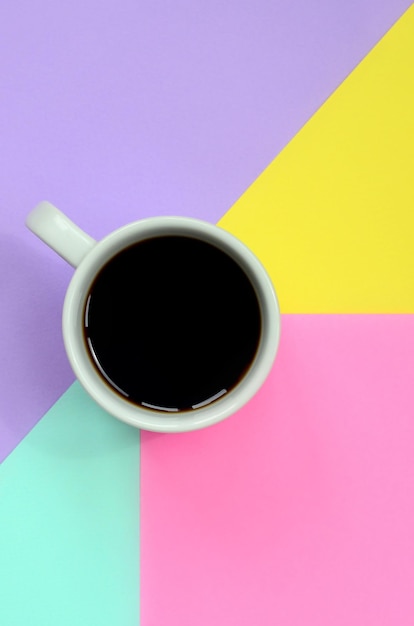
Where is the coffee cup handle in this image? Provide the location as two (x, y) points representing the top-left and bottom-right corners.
(26, 201), (96, 268)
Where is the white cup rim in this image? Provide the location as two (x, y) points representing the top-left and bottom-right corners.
(62, 216), (280, 432)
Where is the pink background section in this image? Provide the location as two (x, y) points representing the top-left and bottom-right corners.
(141, 315), (414, 625)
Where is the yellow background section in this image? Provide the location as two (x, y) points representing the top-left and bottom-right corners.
(219, 6), (414, 312)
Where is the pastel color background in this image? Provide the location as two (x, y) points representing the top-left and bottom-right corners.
(0, 0), (412, 460)
(141, 315), (414, 625)
(220, 4), (414, 313)
(1, 2), (414, 626)
(0, 384), (139, 625)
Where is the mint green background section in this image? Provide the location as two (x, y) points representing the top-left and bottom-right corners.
(0, 382), (140, 626)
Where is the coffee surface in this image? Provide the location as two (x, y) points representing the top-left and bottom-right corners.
(84, 236), (261, 412)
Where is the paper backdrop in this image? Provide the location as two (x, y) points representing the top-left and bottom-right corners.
(1, 3), (413, 626)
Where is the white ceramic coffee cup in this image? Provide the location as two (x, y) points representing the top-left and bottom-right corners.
(26, 201), (280, 432)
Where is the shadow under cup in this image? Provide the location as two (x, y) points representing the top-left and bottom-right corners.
(82, 234), (263, 415)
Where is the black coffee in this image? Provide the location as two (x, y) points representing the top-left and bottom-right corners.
(84, 236), (261, 412)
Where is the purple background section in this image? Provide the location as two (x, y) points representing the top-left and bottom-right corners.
(0, 1), (411, 462)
